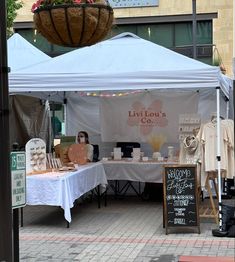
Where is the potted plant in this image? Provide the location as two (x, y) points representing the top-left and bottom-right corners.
(31, 0), (114, 47)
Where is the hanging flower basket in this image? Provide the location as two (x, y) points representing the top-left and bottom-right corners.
(32, 0), (114, 47)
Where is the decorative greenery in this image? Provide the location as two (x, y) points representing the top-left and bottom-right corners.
(212, 47), (226, 74)
(212, 57), (222, 67)
(7, 0), (23, 38)
(31, 0), (106, 12)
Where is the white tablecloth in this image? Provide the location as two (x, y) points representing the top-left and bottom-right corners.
(102, 160), (178, 183)
(26, 162), (107, 222)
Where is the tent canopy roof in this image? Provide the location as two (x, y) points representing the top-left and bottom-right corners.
(10, 32), (228, 97)
(17, 32), (214, 73)
(7, 33), (51, 72)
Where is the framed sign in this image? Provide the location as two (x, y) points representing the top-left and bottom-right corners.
(163, 165), (200, 234)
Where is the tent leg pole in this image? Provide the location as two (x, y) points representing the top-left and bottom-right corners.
(212, 87), (227, 237)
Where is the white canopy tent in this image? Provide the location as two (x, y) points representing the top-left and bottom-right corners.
(7, 33), (51, 72)
(9, 33), (230, 97)
(8, 33), (233, 232)
(7, 33), (52, 149)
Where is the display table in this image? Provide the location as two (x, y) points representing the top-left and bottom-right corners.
(102, 160), (178, 183)
(26, 162), (107, 223)
(102, 160), (178, 197)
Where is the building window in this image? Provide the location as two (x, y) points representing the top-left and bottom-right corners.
(15, 20), (213, 64)
(15, 28), (76, 57)
(109, 20), (213, 64)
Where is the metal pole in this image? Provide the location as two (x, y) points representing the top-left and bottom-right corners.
(192, 0), (197, 59)
(233, 80), (235, 120)
(212, 86), (227, 237)
(13, 209), (19, 262)
(0, 0), (13, 261)
(216, 87), (222, 231)
(233, 0), (235, 120)
(63, 96), (67, 135)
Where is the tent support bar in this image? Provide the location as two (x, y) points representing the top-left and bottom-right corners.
(63, 92), (67, 136)
(192, 0), (197, 59)
(225, 97), (229, 119)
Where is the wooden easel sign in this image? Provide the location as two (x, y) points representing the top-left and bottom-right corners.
(163, 165), (200, 234)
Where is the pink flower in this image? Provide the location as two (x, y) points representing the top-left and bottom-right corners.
(74, 0), (82, 3)
(31, 3), (37, 12)
(31, 0), (44, 12)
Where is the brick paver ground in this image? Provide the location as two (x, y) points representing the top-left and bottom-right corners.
(19, 196), (235, 262)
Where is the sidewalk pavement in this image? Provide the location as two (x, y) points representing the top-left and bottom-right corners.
(19, 196), (235, 262)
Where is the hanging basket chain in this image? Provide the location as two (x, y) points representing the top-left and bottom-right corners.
(64, 6), (74, 45)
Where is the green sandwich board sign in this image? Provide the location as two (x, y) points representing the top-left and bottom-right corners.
(11, 152), (26, 209)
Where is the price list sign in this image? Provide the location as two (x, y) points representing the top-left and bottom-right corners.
(11, 152), (26, 209)
(163, 165), (200, 234)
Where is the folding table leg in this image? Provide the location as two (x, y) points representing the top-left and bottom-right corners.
(104, 189), (107, 207)
(97, 185), (101, 208)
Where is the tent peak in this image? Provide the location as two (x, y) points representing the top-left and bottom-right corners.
(7, 33), (51, 71)
(110, 32), (141, 41)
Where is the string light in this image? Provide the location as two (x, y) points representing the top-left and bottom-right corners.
(33, 29), (37, 43)
(78, 90), (144, 97)
(148, 27), (151, 39)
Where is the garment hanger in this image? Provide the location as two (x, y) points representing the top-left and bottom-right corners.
(210, 113), (224, 124)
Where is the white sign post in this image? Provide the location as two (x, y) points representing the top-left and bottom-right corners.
(11, 152), (26, 209)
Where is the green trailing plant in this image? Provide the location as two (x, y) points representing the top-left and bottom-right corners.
(212, 47), (226, 74)
(212, 57), (221, 67)
(31, 0), (107, 12)
(7, 0), (23, 38)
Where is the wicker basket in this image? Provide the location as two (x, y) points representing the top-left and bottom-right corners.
(33, 3), (114, 47)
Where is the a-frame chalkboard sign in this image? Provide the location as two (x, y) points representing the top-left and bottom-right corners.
(163, 164), (200, 234)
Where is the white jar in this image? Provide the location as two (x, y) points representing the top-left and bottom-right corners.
(152, 152), (161, 159)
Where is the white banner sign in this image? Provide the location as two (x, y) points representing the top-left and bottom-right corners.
(100, 91), (199, 143)
(109, 0), (159, 8)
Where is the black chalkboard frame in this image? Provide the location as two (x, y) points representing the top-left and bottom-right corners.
(163, 164), (200, 235)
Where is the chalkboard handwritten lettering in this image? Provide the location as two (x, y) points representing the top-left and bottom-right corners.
(167, 179), (193, 194)
(174, 208), (186, 216)
(167, 195), (194, 200)
(173, 199), (189, 206)
(174, 218), (186, 225)
(167, 168), (191, 179)
(164, 165), (199, 232)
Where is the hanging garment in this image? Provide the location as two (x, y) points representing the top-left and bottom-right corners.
(201, 121), (229, 172)
(222, 119), (234, 179)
